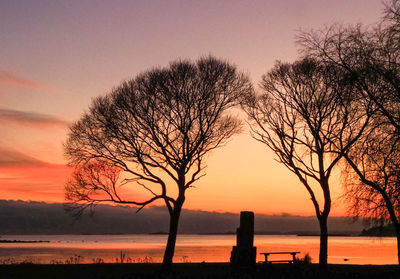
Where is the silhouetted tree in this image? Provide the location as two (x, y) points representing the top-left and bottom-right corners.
(298, 23), (400, 132)
(340, 114), (400, 264)
(243, 58), (369, 267)
(64, 56), (253, 269)
(342, 119), (400, 256)
(298, 0), (400, 264)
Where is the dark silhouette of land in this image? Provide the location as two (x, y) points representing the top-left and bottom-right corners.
(360, 224), (397, 237)
(0, 240), (49, 243)
(0, 200), (364, 235)
(0, 263), (399, 279)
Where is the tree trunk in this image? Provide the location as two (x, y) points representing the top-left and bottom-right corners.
(162, 204), (182, 270)
(380, 190), (400, 265)
(318, 216), (328, 268)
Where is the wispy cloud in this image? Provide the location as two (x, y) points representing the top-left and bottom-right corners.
(0, 108), (69, 127)
(0, 71), (43, 90)
(0, 148), (46, 167)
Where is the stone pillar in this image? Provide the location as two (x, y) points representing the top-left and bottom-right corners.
(230, 211), (257, 268)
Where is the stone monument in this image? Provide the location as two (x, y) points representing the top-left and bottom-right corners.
(230, 211), (257, 267)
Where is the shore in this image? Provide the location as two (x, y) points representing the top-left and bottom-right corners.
(0, 263), (399, 279)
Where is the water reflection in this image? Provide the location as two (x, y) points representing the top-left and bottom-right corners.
(0, 234), (397, 264)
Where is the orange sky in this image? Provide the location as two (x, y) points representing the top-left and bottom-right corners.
(0, 0), (383, 216)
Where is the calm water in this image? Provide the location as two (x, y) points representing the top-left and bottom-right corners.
(0, 234), (397, 265)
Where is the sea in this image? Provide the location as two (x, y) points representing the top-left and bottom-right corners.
(0, 234), (397, 265)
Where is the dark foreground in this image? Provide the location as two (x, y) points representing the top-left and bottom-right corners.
(0, 263), (399, 279)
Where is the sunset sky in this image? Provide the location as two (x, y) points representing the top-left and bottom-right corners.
(0, 0), (383, 216)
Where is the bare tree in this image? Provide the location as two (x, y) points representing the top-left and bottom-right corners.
(64, 56), (253, 268)
(298, 4), (400, 134)
(298, 0), (400, 264)
(243, 58), (369, 267)
(342, 119), (400, 264)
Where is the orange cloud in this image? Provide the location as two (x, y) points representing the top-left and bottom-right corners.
(0, 71), (43, 90)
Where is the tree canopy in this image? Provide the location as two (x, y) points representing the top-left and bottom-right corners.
(64, 56), (253, 267)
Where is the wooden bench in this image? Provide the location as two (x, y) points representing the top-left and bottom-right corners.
(260, 252), (300, 264)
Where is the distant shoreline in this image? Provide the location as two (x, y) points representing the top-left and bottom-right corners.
(0, 240), (50, 243)
(0, 200), (365, 236)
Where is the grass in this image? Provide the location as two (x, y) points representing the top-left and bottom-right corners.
(0, 263), (399, 279)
